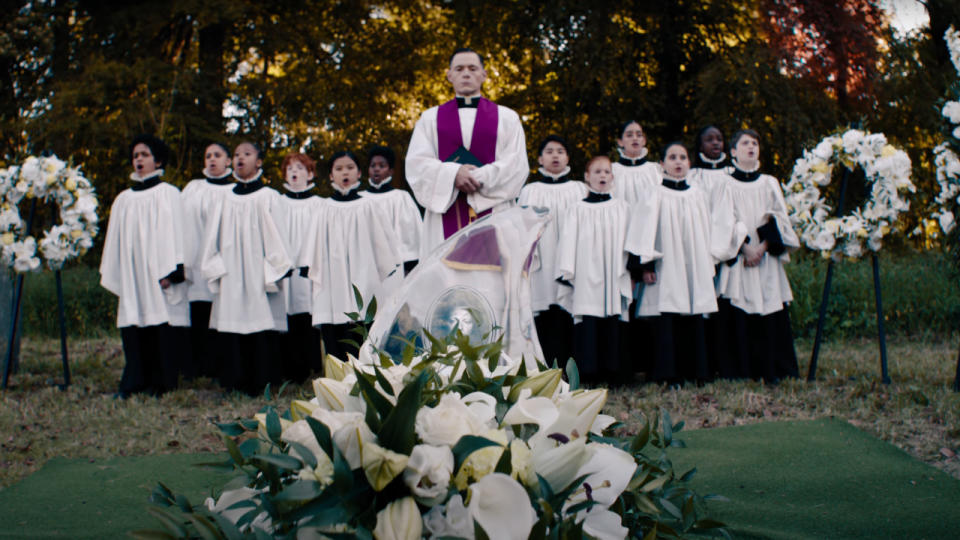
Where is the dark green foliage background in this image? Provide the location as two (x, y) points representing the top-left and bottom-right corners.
(12, 251), (960, 341)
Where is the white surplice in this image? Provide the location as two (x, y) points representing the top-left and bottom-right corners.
(715, 173), (800, 315)
(181, 174), (234, 302)
(555, 196), (632, 322)
(200, 184), (292, 333)
(100, 178), (189, 328)
(626, 181), (740, 317)
(611, 160), (661, 204)
(405, 101), (528, 258)
(299, 193), (402, 326)
(518, 169), (588, 313)
(274, 191), (324, 315)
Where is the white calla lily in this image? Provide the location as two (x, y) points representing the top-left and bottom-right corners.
(503, 393), (559, 433)
(581, 508), (629, 540)
(467, 473), (536, 540)
(531, 436), (589, 492)
(372, 497), (421, 540)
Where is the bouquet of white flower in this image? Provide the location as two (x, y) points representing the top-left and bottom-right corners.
(930, 27), (960, 254)
(0, 155), (99, 272)
(135, 331), (727, 539)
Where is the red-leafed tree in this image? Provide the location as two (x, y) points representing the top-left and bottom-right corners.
(762, 0), (886, 112)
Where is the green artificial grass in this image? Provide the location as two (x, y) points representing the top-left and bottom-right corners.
(0, 453), (232, 539)
(671, 418), (960, 540)
(0, 419), (957, 538)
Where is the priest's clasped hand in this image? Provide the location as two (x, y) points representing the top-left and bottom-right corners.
(455, 164), (483, 193)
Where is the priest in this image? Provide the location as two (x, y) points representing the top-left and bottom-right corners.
(405, 48), (529, 258)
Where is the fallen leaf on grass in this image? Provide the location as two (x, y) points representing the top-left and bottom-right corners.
(940, 447), (955, 458)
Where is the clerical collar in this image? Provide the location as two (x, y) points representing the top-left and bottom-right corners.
(367, 176), (394, 193)
(285, 184), (316, 199)
(233, 179), (265, 194)
(331, 181), (361, 201)
(233, 168), (263, 183)
(203, 168), (233, 185)
(617, 147), (648, 167)
(537, 166), (571, 184)
(697, 152), (727, 169)
(730, 160), (761, 182)
(584, 190), (612, 203)
(456, 96), (481, 108)
(130, 169), (163, 191)
(661, 175), (690, 191)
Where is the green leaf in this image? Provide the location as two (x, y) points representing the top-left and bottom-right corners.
(452, 435), (502, 475)
(494, 445), (512, 475)
(208, 512), (244, 540)
(265, 408), (282, 444)
(661, 410), (673, 447)
(683, 494), (696, 530)
(174, 494), (192, 513)
(378, 368), (429, 454)
(364, 295), (378, 323)
(565, 359), (580, 390)
(332, 444), (353, 495)
(240, 419), (260, 431)
(185, 514), (222, 540)
(537, 473), (555, 501)
(252, 453), (303, 470)
(631, 420), (651, 453)
(660, 496), (682, 519)
(151, 482), (175, 505)
(222, 435), (245, 466)
(286, 441), (318, 468)
(355, 370), (394, 421)
(373, 366), (395, 397)
(146, 506), (187, 537)
(564, 499), (600, 515)
(216, 422), (246, 437)
(263, 383), (271, 401)
(128, 531), (178, 540)
(271, 479), (324, 503)
(354, 284), (364, 310)
(345, 311), (361, 322)
(305, 416), (334, 458)
(237, 438), (261, 459)
(640, 473), (671, 493)
(680, 467), (697, 482)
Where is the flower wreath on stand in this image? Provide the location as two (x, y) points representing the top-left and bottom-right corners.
(930, 27), (960, 264)
(784, 128), (915, 260)
(0, 155), (99, 272)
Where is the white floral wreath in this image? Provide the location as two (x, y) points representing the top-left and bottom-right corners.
(930, 26), (960, 235)
(784, 129), (915, 260)
(0, 155), (99, 272)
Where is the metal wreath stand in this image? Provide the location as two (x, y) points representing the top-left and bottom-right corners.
(1, 197), (71, 390)
(805, 153), (891, 385)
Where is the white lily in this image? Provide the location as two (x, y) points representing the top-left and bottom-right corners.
(467, 473), (536, 540)
(581, 508), (629, 540)
(503, 391), (559, 433)
(312, 375), (366, 413)
(372, 497), (421, 540)
(530, 436), (589, 493)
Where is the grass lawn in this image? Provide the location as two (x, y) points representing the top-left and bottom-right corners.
(1, 335), (958, 492)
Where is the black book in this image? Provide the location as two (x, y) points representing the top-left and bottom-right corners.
(444, 146), (483, 167)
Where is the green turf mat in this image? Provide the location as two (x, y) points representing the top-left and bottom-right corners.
(670, 418), (960, 540)
(1, 420), (958, 538)
(0, 453), (233, 539)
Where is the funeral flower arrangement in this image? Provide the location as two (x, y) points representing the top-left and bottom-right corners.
(137, 332), (725, 539)
(930, 26), (960, 238)
(0, 155), (98, 272)
(784, 129), (914, 260)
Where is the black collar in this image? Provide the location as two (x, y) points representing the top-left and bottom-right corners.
(233, 180), (265, 194)
(456, 96), (480, 108)
(332, 190), (362, 202)
(661, 178), (690, 191)
(205, 174), (233, 186)
(731, 167), (761, 183)
(696, 160), (727, 170)
(584, 192), (611, 203)
(366, 182), (394, 194)
(538, 172), (570, 184)
(131, 177), (162, 191)
(285, 189), (316, 200)
(618, 156), (647, 167)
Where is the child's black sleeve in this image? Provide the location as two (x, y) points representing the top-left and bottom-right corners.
(757, 218), (786, 256)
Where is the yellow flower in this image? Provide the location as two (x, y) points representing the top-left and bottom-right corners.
(1, 233), (14, 246)
(65, 178), (77, 191)
(810, 162), (830, 174)
(70, 229), (83, 239)
(881, 144), (897, 158)
(856, 228), (868, 238)
(454, 429), (507, 490)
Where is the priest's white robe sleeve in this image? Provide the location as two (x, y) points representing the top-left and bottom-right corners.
(467, 108), (529, 213)
(406, 107), (461, 214)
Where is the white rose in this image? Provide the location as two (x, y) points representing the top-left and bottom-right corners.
(940, 211), (956, 234)
(403, 444), (454, 505)
(812, 140), (834, 160)
(943, 101), (960, 124)
(415, 392), (487, 447)
(423, 494), (475, 539)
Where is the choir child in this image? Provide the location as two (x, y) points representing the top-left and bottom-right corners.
(713, 129), (800, 382)
(200, 142), (292, 394)
(518, 135), (586, 365)
(100, 134), (189, 397)
(300, 150), (401, 361)
(626, 142), (738, 384)
(275, 152), (324, 382)
(555, 155), (631, 384)
(360, 145), (422, 302)
(612, 120), (660, 204)
(689, 125), (730, 202)
(181, 142), (234, 378)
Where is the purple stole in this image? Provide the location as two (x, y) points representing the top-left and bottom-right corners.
(437, 97), (499, 239)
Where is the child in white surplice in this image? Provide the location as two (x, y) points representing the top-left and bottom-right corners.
(100, 134), (190, 397)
